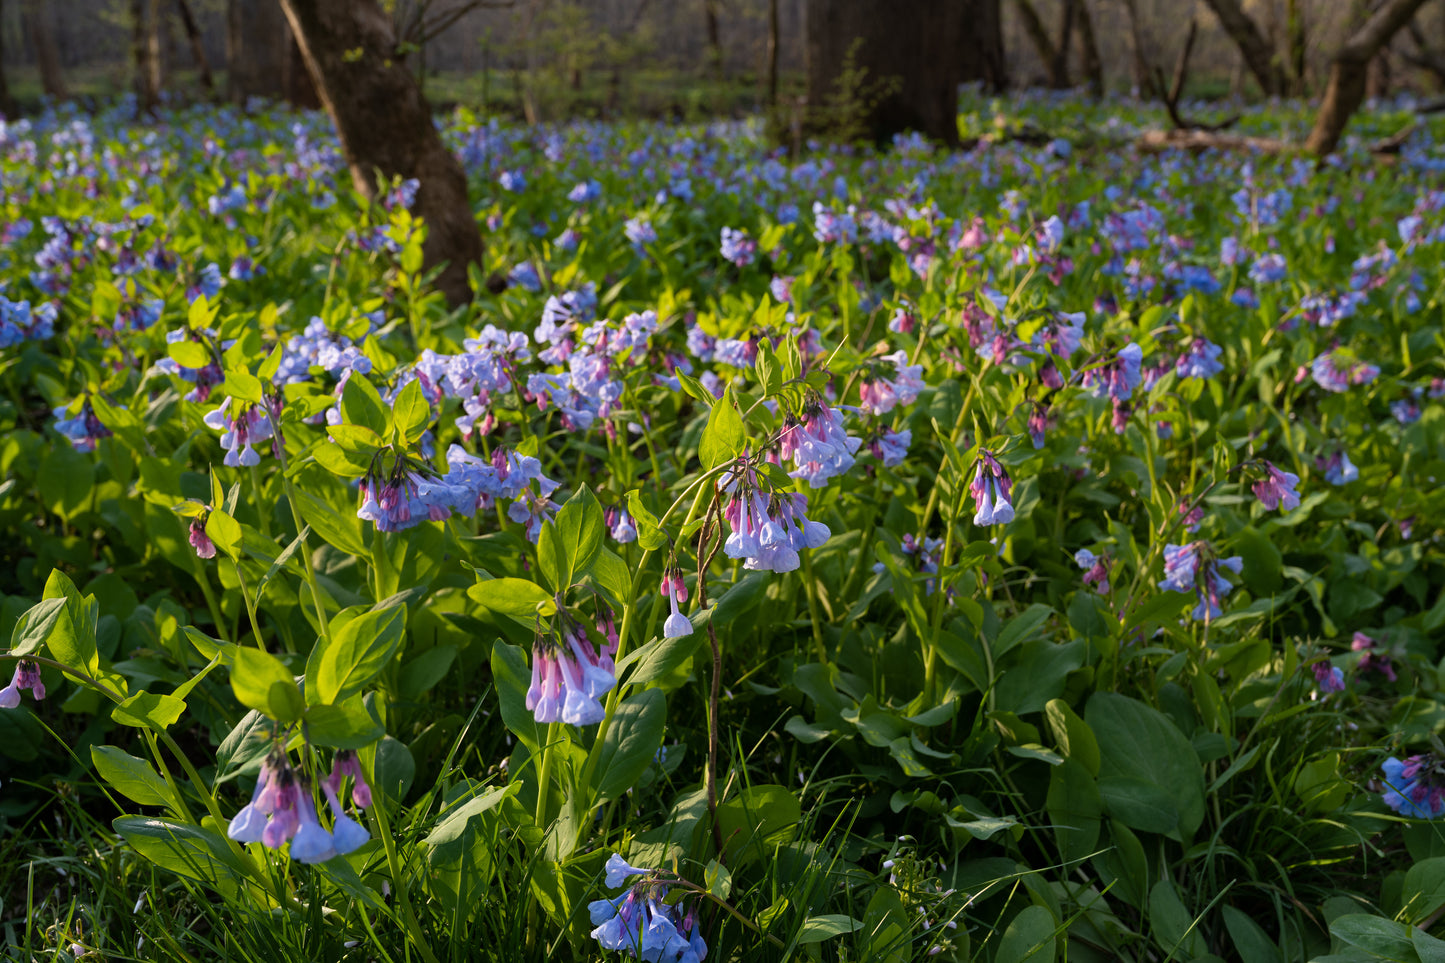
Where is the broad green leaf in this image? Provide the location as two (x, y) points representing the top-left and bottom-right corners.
(392, 378), (430, 445)
(341, 373), (389, 435)
(593, 688), (666, 802)
(1087, 693), (1205, 841)
(111, 691), (188, 731)
(309, 604), (407, 705)
(205, 509), (244, 561)
(467, 577), (554, 619)
(626, 490), (668, 550)
(114, 816), (258, 900)
(230, 647), (297, 717)
(304, 703), (386, 749)
(698, 386), (744, 469)
(994, 904), (1057, 963)
(91, 745), (172, 807)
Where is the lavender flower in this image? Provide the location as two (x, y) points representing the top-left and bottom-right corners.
(1159, 541), (1243, 622)
(0, 660), (45, 708)
(1382, 755), (1445, 819)
(970, 450), (1015, 526)
(1252, 461), (1301, 512)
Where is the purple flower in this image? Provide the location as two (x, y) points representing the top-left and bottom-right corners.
(1083, 343), (1143, 402)
(1316, 450), (1358, 486)
(0, 660), (45, 708)
(1252, 461), (1301, 512)
(719, 226), (757, 267)
(189, 519), (217, 559)
(970, 450), (1015, 526)
(869, 427), (911, 466)
(203, 397), (276, 468)
(779, 401), (862, 488)
(1382, 755), (1445, 819)
(661, 570), (692, 639)
(1175, 339), (1223, 380)
(525, 616), (616, 726)
(1074, 549), (1109, 594)
(1159, 541), (1243, 621)
(589, 857), (707, 963)
(1312, 661), (1346, 695)
(858, 350), (924, 416)
(1352, 632), (1397, 682)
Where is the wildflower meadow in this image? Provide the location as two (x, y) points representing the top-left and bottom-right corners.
(1, 89), (1444, 962)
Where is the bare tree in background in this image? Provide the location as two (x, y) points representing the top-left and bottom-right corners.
(176, 0), (216, 95)
(1075, 0), (1104, 97)
(1198, 0), (1287, 95)
(1119, 0), (1158, 98)
(805, 0), (1005, 146)
(1306, 0), (1431, 153)
(228, 0), (290, 103)
(1015, 0), (1100, 93)
(704, 0), (724, 79)
(278, 0), (483, 305)
(1286, 0), (1307, 94)
(0, 0), (16, 118)
(146, 0), (164, 102)
(22, 0), (68, 100)
(131, 0), (158, 111)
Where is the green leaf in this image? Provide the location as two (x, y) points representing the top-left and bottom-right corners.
(399, 645), (458, 700)
(230, 647), (297, 717)
(1329, 914), (1421, 962)
(293, 488), (370, 558)
(91, 745), (173, 807)
(467, 577), (554, 619)
(392, 379), (430, 445)
(994, 905), (1058, 963)
(1045, 699), (1100, 776)
(205, 509), (244, 561)
(594, 688), (666, 802)
(114, 816), (259, 900)
(491, 641), (542, 751)
(111, 691), (188, 731)
(167, 340), (211, 369)
(309, 605), (407, 705)
(327, 423), (385, 454)
(537, 487), (605, 593)
(716, 784), (801, 868)
(10, 596), (70, 657)
(1149, 878), (1205, 958)
(1223, 906), (1282, 963)
(1087, 693), (1205, 841)
(188, 293), (219, 330)
(304, 703), (386, 749)
(1047, 757), (1101, 864)
(704, 859), (732, 900)
(341, 373), (389, 435)
(796, 915), (862, 945)
(994, 603), (1053, 658)
(698, 386), (745, 469)
(626, 490), (667, 551)
(221, 370), (263, 405)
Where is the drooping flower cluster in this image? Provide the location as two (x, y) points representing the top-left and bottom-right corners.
(722, 460), (831, 574)
(0, 660), (45, 707)
(53, 400), (113, 452)
(589, 855), (708, 963)
(1252, 461), (1301, 513)
(1381, 755), (1445, 819)
(1082, 342), (1144, 401)
(970, 450), (1015, 526)
(0, 296), (56, 348)
(858, 351), (925, 416)
(1317, 449), (1358, 486)
(525, 609), (617, 726)
(228, 749), (371, 863)
(1311, 350), (1380, 393)
(660, 569), (692, 639)
(354, 445), (558, 538)
(1312, 660), (1346, 696)
(1174, 338), (1223, 380)
(1353, 631), (1397, 682)
(204, 397), (278, 468)
(779, 399), (862, 488)
(719, 226), (757, 267)
(1074, 549), (1110, 594)
(1159, 541), (1243, 622)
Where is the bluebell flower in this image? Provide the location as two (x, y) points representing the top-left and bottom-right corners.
(0, 660), (45, 708)
(1159, 541), (1243, 621)
(1382, 756), (1445, 819)
(1316, 449), (1358, 486)
(1252, 461), (1301, 512)
(1175, 339), (1223, 379)
(719, 226), (757, 267)
(1083, 343), (1143, 402)
(970, 450), (1015, 526)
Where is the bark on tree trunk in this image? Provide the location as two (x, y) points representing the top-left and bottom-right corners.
(131, 0), (157, 112)
(704, 0), (723, 79)
(1305, 0), (1430, 154)
(23, 0), (68, 99)
(1050, 0), (1077, 90)
(0, 0), (16, 118)
(1199, 0), (1286, 96)
(277, 0), (482, 306)
(1119, 0), (1157, 98)
(1075, 0), (1104, 98)
(805, 0), (1003, 146)
(1014, 0), (1059, 87)
(146, 0), (164, 104)
(1286, 0), (1306, 95)
(227, 0), (290, 104)
(176, 0), (215, 95)
(767, 0), (779, 106)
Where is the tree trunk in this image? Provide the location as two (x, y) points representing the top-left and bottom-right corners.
(767, 0), (779, 107)
(0, 0), (16, 118)
(704, 0), (723, 79)
(1119, 0), (1157, 98)
(23, 0), (68, 99)
(176, 0), (215, 94)
(147, 0), (164, 104)
(227, 0), (290, 103)
(277, 0), (482, 306)
(1049, 0), (1077, 89)
(1286, 0), (1306, 95)
(1014, 0), (1059, 87)
(1199, 0), (1286, 96)
(131, 0), (157, 112)
(1075, 0), (1104, 97)
(805, 0), (1004, 146)
(1305, 0), (1430, 154)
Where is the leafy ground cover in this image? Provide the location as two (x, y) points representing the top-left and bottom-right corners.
(1, 90), (1444, 962)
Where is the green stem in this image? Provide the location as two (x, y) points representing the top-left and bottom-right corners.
(264, 410), (333, 645)
(368, 785), (442, 963)
(799, 550), (828, 665)
(233, 560), (266, 650)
